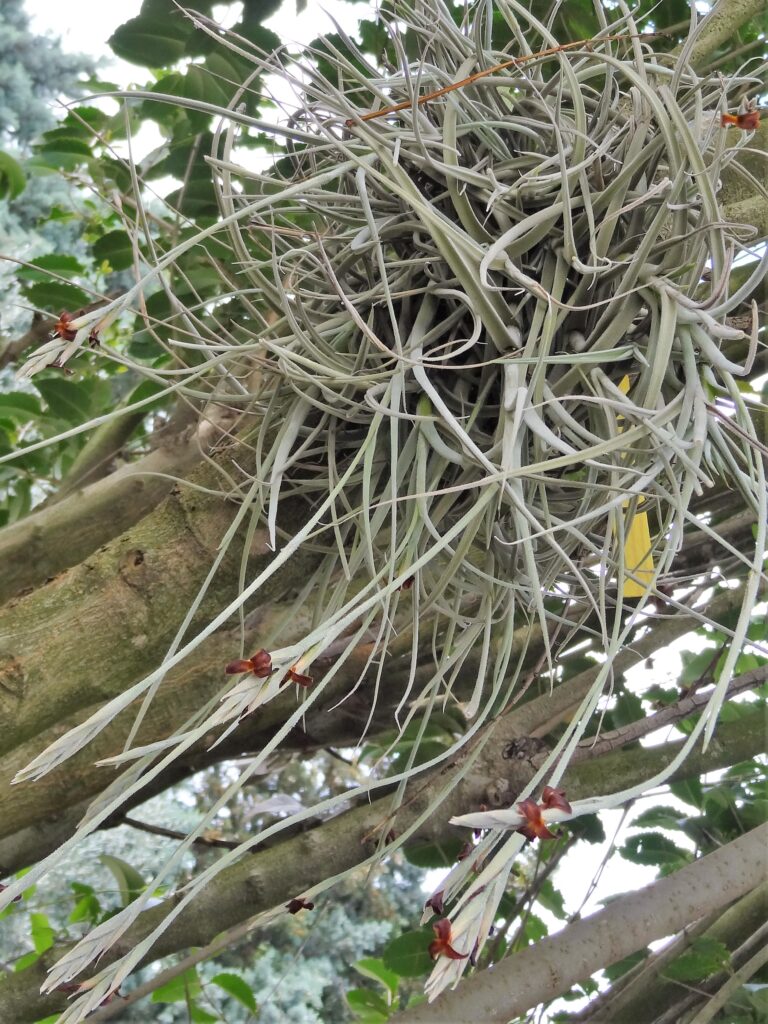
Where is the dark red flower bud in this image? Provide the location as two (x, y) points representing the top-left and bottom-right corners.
(516, 797), (556, 842)
(53, 310), (78, 342)
(424, 890), (444, 916)
(541, 786), (571, 815)
(249, 649), (273, 678)
(283, 666), (313, 687)
(224, 649), (273, 677)
(0, 883), (21, 903)
(428, 918), (468, 961)
(286, 897), (315, 914)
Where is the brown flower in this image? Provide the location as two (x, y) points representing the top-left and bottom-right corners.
(428, 918), (468, 961)
(225, 649), (273, 677)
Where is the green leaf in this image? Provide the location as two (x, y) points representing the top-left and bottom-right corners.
(621, 832), (692, 871)
(680, 648), (717, 687)
(536, 879), (567, 920)
(603, 948), (649, 981)
(663, 937), (730, 982)
(0, 150), (26, 199)
(190, 1005), (218, 1023)
(35, 379), (93, 424)
(521, 911), (548, 943)
(611, 690), (644, 728)
(354, 958), (399, 998)
(382, 930), (434, 979)
(669, 778), (704, 809)
(14, 951), (40, 972)
(140, 0), (214, 17)
(17, 254), (85, 282)
(151, 967), (201, 1003)
(210, 973), (257, 1012)
(110, 16), (192, 67)
(404, 837), (464, 868)
(346, 988), (390, 1021)
(631, 806), (685, 831)
(92, 230), (134, 271)
(30, 912), (55, 954)
(30, 137), (92, 171)
(23, 281), (91, 314)
(569, 813), (605, 844)
(68, 894), (101, 925)
(99, 854), (146, 907)
(0, 393), (42, 422)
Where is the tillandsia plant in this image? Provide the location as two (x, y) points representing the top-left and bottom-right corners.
(0, 0), (766, 1018)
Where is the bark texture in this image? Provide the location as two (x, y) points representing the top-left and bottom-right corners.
(397, 824), (768, 1023)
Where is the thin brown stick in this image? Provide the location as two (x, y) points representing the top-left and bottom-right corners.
(571, 664), (768, 761)
(345, 33), (664, 126)
(121, 816), (244, 851)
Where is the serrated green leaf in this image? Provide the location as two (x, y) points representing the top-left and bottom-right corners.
(0, 393), (42, 421)
(521, 911), (548, 943)
(663, 937), (730, 982)
(631, 806), (685, 831)
(35, 379), (93, 424)
(17, 254), (85, 282)
(0, 151), (26, 199)
(210, 972), (257, 1012)
(669, 778), (704, 809)
(382, 930), (434, 978)
(151, 967), (201, 1003)
(92, 230), (134, 271)
(23, 281), (91, 314)
(110, 16), (192, 67)
(99, 854), (146, 907)
(569, 813), (605, 844)
(621, 832), (692, 870)
(536, 879), (567, 919)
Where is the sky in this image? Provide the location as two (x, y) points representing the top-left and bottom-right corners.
(26, 0), (368, 74)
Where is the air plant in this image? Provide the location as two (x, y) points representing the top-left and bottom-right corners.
(4, 0), (765, 1016)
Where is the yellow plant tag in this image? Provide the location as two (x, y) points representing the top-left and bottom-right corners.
(618, 375), (654, 597)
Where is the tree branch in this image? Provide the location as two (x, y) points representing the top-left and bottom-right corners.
(395, 824), (768, 1023)
(0, 684), (762, 1021)
(573, 882), (768, 1022)
(571, 664), (768, 761)
(687, 0), (766, 68)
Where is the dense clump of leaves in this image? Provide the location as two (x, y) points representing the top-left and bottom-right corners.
(1, 1), (765, 1019)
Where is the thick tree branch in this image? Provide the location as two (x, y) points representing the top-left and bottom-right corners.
(0, 685), (761, 1021)
(574, 882), (768, 1022)
(0, 447), (316, 757)
(686, 0), (766, 68)
(0, 431), (203, 604)
(396, 824), (768, 1023)
(0, 584), (744, 869)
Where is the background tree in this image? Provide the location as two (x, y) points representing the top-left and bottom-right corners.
(0, 0), (95, 350)
(0, 0), (766, 1022)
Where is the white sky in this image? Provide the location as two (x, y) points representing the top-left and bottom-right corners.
(26, 0), (369, 75)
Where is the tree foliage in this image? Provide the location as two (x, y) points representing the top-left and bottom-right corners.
(0, 0), (766, 1022)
